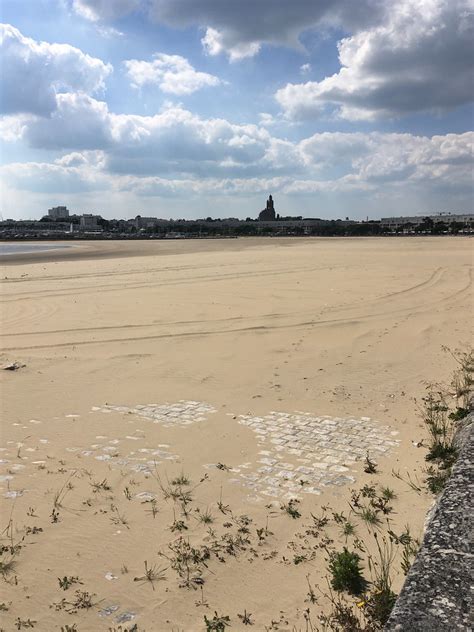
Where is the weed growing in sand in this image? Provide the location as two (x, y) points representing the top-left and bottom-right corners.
(216, 488), (231, 515)
(52, 473), (77, 510)
(328, 548), (365, 595)
(15, 619), (36, 630)
(52, 590), (97, 614)
(58, 576), (83, 591)
(91, 479), (111, 493)
(159, 537), (210, 589)
(145, 499), (159, 519)
(195, 585), (209, 608)
(196, 508), (214, 524)
(110, 507), (130, 529)
(216, 462), (231, 471)
(256, 519), (273, 544)
(392, 527), (420, 576)
(237, 610), (254, 625)
(0, 555), (17, 580)
(60, 625), (78, 632)
(50, 508), (60, 523)
(171, 472), (191, 486)
(359, 507), (382, 529)
(281, 498), (301, 519)
(204, 611), (231, 631)
(305, 575), (317, 604)
(363, 453), (377, 474)
(170, 518), (188, 533)
(443, 346), (474, 413)
(123, 487), (132, 501)
(133, 561), (167, 590)
(391, 468), (423, 493)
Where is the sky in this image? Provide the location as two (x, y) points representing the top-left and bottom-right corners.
(0, 0), (473, 221)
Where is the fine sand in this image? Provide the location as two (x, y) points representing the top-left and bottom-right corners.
(0, 237), (472, 631)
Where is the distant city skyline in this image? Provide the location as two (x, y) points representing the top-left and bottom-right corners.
(1, 0), (473, 221)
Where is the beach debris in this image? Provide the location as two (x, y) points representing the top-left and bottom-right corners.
(135, 491), (156, 502)
(412, 440), (424, 448)
(2, 362), (26, 371)
(3, 490), (24, 498)
(98, 604), (120, 617)
(116, 611), (136, 623)
(105, 572), (118, 581)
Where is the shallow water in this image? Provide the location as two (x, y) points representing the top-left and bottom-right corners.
(0, 242), (71, 255)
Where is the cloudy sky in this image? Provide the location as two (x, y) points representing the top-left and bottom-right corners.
(1, 0), (473, 220)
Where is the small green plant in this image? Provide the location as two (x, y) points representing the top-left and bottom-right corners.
(170, 518), (188, 532)
(133, 561), (167, 590)
(196, 508), (214, 524)
(341, 521), (356, 539)
(171, 473), (191, 486)
(91, 479), (111, 493)
(0, 556), (17, 580)
(237, 609), (254, 625)
(281, 498), (301, 519)
(425, 466), (451, 494)
(145, 499), (159, 519)
(328, 548), (365, 595)
(58, 576), (83, 590)
(380, 487), (396, 502)
(359, 507), (382, 529)
(52, 591), (96, 613)
(364, 453), (377, 474)
(204, 611), (231, 631)
(159, 537), (210, 589)
(305, 575), (317, 604)
(15, 619), (36, 630)
(216, 462), (230, 471)
(110, 508), (129, 529)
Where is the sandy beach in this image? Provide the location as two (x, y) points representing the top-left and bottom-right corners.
(0, 236), (472, 631)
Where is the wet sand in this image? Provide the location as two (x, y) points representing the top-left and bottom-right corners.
(0, 236), (472, 630)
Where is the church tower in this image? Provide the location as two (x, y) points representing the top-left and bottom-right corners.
(258, 194), (276, 221)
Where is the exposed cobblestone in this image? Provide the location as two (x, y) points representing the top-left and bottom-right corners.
(95, 400), (216, 427)
(231, 410), (399, 499)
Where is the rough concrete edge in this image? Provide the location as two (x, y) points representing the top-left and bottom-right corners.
(385, 412), (473, 631)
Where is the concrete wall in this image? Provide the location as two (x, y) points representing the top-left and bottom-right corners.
(385, 414), (473, 631)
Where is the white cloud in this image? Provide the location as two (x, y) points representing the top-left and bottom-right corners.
(201, 27), (261, 61)
(0, 23), (112, 116)
(276, 0), (474, 120)
(25, 93), (113, 149)
(124, 53), (223, 95)
(5, 90), (472, 198)
(300, 63), (311, 75)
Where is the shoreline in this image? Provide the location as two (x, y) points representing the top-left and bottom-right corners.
(1, 234), (470, 265)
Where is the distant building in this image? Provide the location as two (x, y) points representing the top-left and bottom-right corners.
(80, 214), (100, 230)
(258, 195), (276, 221)
(48, 206), (69, 219)
(380, 213), (474, 230)
(134, 215), (169, 229)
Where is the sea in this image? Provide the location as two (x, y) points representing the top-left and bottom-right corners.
(0, 243), (72, 255)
